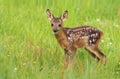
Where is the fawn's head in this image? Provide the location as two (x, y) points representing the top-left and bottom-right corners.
(46, 9), (68, 34)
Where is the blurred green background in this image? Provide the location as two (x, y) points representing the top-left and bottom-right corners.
(0, 0), (120, 79)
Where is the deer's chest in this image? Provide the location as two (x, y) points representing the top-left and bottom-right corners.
(57, 38), (70, 49)
(55, 33), (70, 49)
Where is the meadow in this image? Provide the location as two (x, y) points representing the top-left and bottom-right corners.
(0, 0), (120, 79)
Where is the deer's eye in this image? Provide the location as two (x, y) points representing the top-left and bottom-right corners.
(51, 24), (54, 26)
(58, 24), (62, 27)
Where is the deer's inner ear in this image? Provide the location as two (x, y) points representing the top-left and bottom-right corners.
(61, 10), (68, 21)
(46, 9), (54, 20)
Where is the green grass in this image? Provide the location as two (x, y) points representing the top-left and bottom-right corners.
(0, 0), (120, 79)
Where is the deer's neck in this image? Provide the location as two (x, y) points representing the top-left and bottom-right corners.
(55, 28), (67, 41)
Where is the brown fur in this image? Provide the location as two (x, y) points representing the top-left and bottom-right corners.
(46, 9), (107, 67)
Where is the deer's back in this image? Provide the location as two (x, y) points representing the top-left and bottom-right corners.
(64, 26), (103, 48)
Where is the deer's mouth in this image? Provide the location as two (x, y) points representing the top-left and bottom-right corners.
(53, 30), (58, 33)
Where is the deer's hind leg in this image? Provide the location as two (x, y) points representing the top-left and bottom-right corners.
(85, 48), (100, 63)
(85, 45), (107, 65)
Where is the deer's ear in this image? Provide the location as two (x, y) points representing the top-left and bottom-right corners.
(61, 10), (68, 21)
(46, 9), (53, 20)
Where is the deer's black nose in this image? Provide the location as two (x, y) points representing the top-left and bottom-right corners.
(53, 30), (58, 32)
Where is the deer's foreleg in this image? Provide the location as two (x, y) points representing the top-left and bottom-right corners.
(64, 48), (77, 68)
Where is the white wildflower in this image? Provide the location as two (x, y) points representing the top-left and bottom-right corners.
(96, 18), (100, 22)
(23, 63), (26, 66)
(115, 24), (119, 28)
(14, 67), (18, 72)
(101, 40), (104, 42)
(109, 42), (112, 45)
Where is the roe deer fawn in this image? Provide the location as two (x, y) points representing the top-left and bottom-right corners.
(46, 9), (107, 67)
